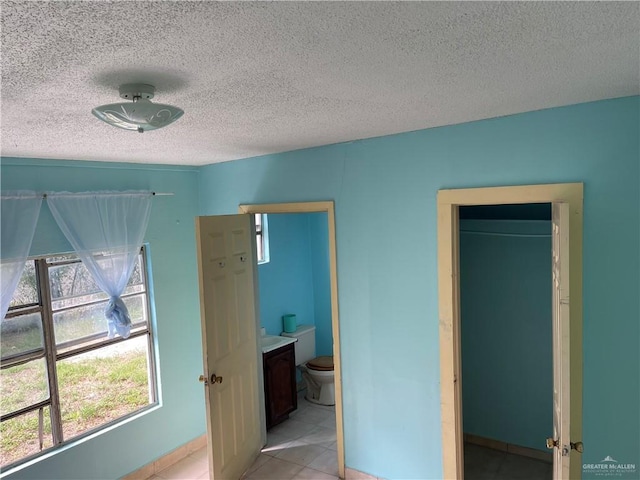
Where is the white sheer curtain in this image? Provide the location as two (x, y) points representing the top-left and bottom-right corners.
(1, 191), (43, 320)
(47, 191), (153, 339)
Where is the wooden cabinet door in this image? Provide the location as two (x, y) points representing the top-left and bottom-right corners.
(263, 343), (297, 429)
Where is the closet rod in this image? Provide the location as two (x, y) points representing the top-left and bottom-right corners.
(460, 230), (551, 238)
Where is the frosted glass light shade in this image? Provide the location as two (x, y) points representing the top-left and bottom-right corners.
(92, 98), (184, 133)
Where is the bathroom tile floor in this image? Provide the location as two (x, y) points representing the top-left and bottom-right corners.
(464, 443), (553, 480)
(147, 392), (338, 480)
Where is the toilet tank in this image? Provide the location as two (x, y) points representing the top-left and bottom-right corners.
(281, 324), (316, 366)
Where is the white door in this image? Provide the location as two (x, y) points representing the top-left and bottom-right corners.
(195, 214), (262, 480)
(551, 202), (571, 479)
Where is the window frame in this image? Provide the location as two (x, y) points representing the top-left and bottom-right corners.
(255, 213), (270, 264)
(0, 247), (158, 470)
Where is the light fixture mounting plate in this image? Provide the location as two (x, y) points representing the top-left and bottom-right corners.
(119, 83), (155, 100)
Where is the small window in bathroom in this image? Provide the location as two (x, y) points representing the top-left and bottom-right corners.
(255, 213), (270, 264)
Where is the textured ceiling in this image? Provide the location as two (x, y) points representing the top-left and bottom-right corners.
(1, 1), (638, 166)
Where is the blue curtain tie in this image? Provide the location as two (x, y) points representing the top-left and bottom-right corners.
(105, 296), (132, 339)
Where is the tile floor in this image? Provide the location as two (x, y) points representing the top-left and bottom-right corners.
(464, 443), (553, 480)
(147, 392), (338, 480)
(142, 404), (552, 480)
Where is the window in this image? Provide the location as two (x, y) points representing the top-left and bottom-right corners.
(255, 213), (269, 264)
(0, 249), (157, 469)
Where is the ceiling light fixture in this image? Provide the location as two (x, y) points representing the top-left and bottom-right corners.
(92, 84), (184, 133)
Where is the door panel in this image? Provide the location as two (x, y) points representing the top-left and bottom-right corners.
(212, 274), (230, 358)
(196, 214), (262, 480)
(552, 202), (571, 479)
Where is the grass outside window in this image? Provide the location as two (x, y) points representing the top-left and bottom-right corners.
(0, 249), (157, 469)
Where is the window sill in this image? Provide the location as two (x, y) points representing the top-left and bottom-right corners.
(1, 402), (161, 476)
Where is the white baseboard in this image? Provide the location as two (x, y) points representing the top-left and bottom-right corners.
(120, 434), (207, 480)
(464, 433), (552, 464)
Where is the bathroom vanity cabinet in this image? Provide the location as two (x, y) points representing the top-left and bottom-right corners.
(263, 342), (297, 429)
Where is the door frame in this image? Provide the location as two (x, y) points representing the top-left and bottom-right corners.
(239, 201), (345, 479)
(437, 183), (583, 479)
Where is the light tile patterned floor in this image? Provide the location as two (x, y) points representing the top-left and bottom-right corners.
(149, 393), (337, 480)
(464, 443), (553, 480)
(143, 401), (550, 480)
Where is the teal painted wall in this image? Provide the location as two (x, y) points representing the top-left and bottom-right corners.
(309, 213), (332, 357)
(460, 219), (552, 452)
(1, 96), (637, 480)
(258, 213), (315, 335)
(258, 212), (332, 358)
(199, 97), (640, 479)
(1, 158), (204, 480)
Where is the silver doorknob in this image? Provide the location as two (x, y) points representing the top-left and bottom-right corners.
(199, 374), (223, 385)
(571, 441), (584, 453)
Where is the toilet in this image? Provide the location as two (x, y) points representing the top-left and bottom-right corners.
(281, 325), (335, 406)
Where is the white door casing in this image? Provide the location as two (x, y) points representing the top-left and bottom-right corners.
(195, 214), (262, 480)
(437, 183), (583, 480)
(552, 202), (571, 478)
(238, 201), (345, 479)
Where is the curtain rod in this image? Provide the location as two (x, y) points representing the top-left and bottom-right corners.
(38, 192), (174, 198)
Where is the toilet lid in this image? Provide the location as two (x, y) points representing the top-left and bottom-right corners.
(307, 356), (334, 371)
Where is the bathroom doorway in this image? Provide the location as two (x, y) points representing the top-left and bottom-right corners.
(437, 183), (583, 479)
(239, 201), (344, 479)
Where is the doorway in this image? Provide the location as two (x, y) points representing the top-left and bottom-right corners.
(459, 203), (554, 479)
(437, 184), (583, 479)
(239, 201), (345, 479)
